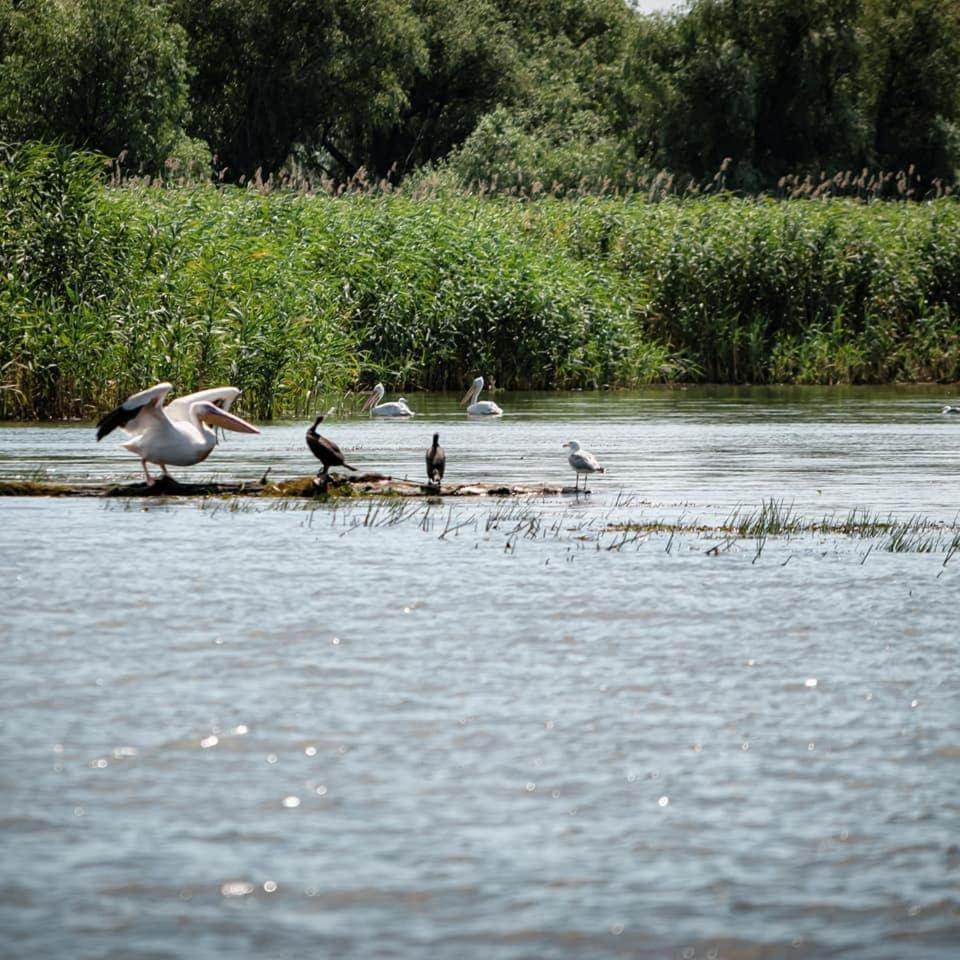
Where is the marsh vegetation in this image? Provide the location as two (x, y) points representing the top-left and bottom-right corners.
(2, 143), (959, 422)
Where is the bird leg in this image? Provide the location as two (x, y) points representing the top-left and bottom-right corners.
(156, 463), (177, 490)
(141, 460), (155, 486)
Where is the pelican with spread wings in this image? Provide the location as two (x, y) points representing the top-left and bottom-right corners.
(96, 383), (260, 484)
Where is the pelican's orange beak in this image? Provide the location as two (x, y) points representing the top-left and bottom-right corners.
(195, 402), (260, 434)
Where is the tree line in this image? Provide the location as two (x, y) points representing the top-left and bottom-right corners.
(1, 0), (958, 192)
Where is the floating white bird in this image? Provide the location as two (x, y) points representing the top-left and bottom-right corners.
(361, 383), (415, 417)
(562, 440), (605, 492)
(942, 405), (960, 415)
(96, 382), (260, 484)
(460, 376), (503, 416)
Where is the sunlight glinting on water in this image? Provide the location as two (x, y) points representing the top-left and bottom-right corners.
(1, 386), (958, 960)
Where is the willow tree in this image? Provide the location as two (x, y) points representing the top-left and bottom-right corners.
(170, 0), (428, 180)
(860, 0), (960, 179)
(0, 0), (192, 173)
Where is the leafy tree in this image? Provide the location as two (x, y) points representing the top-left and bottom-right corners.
(367, 0), (523, 179)
(623, 12), (757, 181)
(648, 0), (865, 180)
(169, 0), (428, 180)
(860, 0), (960, 179)
(495, 0), (637, 132)
(2, 0), (959, 190)
(449, 104), (632, 193)
(444, 0), (642, 192)
(0, 0), (193, 173)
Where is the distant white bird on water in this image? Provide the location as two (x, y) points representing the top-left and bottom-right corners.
(562, 440), (605, 492)
(942, 405), (960, 415)
(460, 376), (503, 416)
(96, 382), (260, 484)
(362, 383), (414, 417)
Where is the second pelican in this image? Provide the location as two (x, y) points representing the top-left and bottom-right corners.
(460, 376), (503, 416)
(362, 383), (415, 417)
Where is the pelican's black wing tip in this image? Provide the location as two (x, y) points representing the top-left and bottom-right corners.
(95, 404), (140, 441)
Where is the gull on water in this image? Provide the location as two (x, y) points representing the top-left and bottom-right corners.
(562, 440), (605, 492)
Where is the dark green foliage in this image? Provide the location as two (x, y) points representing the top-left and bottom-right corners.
(860, 0), (960, 179)
(0, 0), (193, 173)
(627, 0), (865, 183)
(1, 0), (959, 187)
(168, 0), (428, 180)
(368, 0), (523, 180)
(1, 144), (960, 422)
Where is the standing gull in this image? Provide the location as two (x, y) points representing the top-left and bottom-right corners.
(362, 383), (415, 417)
(425, 433), (446, 486)
(562, 440), (605, 492)
(460, 376), (503, 416)
(306, 415), (357, 480)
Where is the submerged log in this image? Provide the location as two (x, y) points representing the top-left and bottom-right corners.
(0, 476), (267, 498)
(0, 473), (575, 499)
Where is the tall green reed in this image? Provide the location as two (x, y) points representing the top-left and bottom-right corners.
(1, 143), (959, 421)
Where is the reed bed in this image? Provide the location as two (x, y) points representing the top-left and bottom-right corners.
(2, 143), (959, 420)
(179, 495), (960, 563)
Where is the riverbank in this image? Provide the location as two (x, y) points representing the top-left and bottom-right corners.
(2, 145), (958, 421)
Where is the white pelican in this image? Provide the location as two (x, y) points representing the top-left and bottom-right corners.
(460, 376), (502, 416)
(942, 405), (960, 415)
(361, 383), (414, 417)
(562, 440), (605, 492)
(96, 382), (260, 484)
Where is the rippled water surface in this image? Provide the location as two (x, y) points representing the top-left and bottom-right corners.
(2, 387), (959, 960)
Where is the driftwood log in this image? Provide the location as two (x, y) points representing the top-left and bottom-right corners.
(0, 473), (580, 499)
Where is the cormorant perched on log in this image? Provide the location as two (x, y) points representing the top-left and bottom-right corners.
(425, 433), (445, 486)
(306, 415), (357, 479)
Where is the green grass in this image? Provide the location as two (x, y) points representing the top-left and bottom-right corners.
(612, 499), (960, 558)
(2, 142), (959, 420)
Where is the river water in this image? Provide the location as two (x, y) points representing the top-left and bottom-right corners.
(1, 387), (958, 960)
